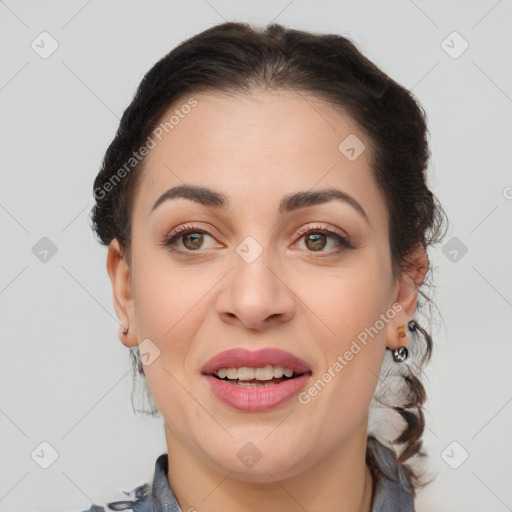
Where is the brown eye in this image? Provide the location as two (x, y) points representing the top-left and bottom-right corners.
(164, 227), (221, 253)
(304, 232), (327, 251)
(182, 232), (204, 250)
(296, 227), (354, 253)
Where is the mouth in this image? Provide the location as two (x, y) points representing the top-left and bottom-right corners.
(209, 365), (309, 387)
(201, 347), (312, 382)
(201, 348), (312, 411)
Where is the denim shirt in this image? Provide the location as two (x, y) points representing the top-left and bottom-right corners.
(81, 443), (415, 512)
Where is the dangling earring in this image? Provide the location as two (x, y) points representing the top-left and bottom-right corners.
(392, 324), (408, 362)
(392, 346), (408, 362)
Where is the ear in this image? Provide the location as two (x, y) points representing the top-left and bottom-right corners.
(106, 239), (138, 347)
(386, 244), (428, 350)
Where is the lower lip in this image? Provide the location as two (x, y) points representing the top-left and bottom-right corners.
(204, 374), (311, 412)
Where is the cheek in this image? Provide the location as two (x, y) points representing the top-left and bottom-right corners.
(129, 245), (229, 407)
(131, 262), (208, 422)
(131, 242), (212, 338)
(303, 254), (392, 409)
(305, 256), (393, 341)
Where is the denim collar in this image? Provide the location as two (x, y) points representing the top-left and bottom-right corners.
(89, 444), (415, 512)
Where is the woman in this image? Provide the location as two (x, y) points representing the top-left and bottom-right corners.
(85, 21), (446, 512)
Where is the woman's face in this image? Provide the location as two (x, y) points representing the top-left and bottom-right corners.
(109, 90), (411, 481)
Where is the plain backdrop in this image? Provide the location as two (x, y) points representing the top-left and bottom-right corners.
(1, 1), (511, 511)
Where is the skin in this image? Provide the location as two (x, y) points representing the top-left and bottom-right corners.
(106, 89), (428, 512)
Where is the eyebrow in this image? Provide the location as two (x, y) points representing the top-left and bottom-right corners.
(151, 185), (369, 223)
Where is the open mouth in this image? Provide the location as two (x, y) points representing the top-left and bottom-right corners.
(203, 359), (312, 412)
(212, 373), (304, 388)
(208, 365), (310, 387)
(201, 349), (313, 411)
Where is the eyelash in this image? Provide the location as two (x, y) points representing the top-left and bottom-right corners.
(163, 223), (355, 255)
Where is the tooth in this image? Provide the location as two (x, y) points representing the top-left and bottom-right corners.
(254, 365), (274, 380)
(226, 368), (238, 380)
(283, 368), (294, 378)
(217, 368), (228, 379)
(237, 367), (255, 380)
(273, 366), (284, 378)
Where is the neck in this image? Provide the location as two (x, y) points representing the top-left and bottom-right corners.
(164, 422), (374, 512)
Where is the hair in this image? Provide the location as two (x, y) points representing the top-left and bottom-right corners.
(90, 21), (447, 499)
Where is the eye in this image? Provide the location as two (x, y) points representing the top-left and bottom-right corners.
(294, 224), (354, 253)
(164, 225), (220, 252)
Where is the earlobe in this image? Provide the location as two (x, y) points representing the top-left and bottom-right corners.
(386, 244), (428, 350)
(106, 239), (138, 347)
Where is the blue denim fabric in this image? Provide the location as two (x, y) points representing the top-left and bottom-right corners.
(81, 442), (415, 512)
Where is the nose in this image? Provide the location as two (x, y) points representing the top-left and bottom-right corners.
(216, 244), (297, 331)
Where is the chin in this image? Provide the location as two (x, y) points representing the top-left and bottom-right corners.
(227, 461), (304, 484)
(205, 444), (313, 483)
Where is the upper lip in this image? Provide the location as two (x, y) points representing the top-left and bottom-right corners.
(201, 348), (312, 375)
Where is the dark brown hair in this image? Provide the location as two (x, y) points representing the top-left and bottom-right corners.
(90, 21), (447, 497)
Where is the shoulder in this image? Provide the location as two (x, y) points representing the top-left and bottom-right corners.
(78, 453), (172, 512)
(80, 482), (152, 512)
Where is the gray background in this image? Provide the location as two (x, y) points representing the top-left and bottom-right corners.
(1, 0), (511, 510)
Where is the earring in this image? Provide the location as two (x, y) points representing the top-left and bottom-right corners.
(122, 326), (129, 335)
(392, 346), (408, 362)
(407, 319), (418, 332)
(392, 324), (408, 362)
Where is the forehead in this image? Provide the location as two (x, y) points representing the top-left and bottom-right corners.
(133, 89), (387, 226)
